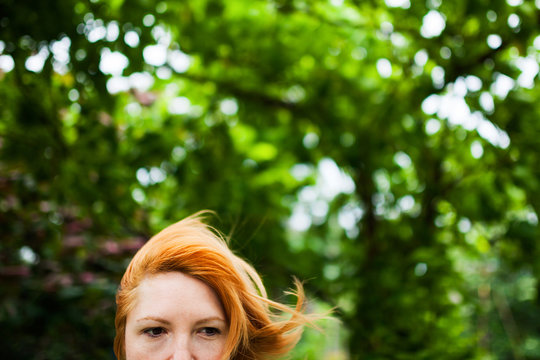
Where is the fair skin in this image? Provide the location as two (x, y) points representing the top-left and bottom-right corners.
(125, 272), (229, 360)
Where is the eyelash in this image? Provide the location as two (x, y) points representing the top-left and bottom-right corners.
(199, 327), (221, 337)
(142, 327), (221, 338)
(143, 327), (166, 338)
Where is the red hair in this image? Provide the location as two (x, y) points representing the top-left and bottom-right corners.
(114, 212), (312, 360)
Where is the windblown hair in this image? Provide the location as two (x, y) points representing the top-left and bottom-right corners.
(114, 212), (312, 360)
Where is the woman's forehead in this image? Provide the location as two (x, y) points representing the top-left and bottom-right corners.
(130, 272), (226, 320)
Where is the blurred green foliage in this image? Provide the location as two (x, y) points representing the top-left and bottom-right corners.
(1, 0), (540, 359)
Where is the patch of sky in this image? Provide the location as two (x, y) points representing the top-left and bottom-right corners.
(219, 98), (238, 115)
(397, 195), (415, 212)
(106, 71), (154, 94)
(136, 167), (166, 187)
(338, 203), (364, 237)
(527, 209), (539, 225)
(151, 25), (171, 45)
(125, 102), (142, 117)
(414, 49), (428, 67)
(25, 46), (49, 73)
(465, 75), (482, 92)
(318, 158), (355, 200)
(390, 33), (407, 48)
(373, 169), (391, 193)
(425, 118), (441, 135)
(471, 140), (484, 159)
(415, 262), (428, 276)
(394, 151), (412, 168)
(168, 49), (191, 73)
(99, 48), (129, 76)
(303, 132), (319, 149)
(86, 19), (106, 43)
(143, 14), (155, 27)
(487, 34), (502, 49)
(106, 76), (130, 94)
(50, 36), (71, 74)
(283, 85), (306, 103)
(490, 73), (515, 99)
(458, 217), (472, 233)
(129, 72), (154, 91)
(487, 10), (497, 22)
(156, 66), (172, 79)
(171, 146), (187, 163)
(288, 203), (312, 232)
(19, 246), (38, 264)
(376, 58), (392, 78)
(513, 56), (539, 89)
(507, 0), (523, 6)
(421, 77), (511, 149)
(290, 163), (314, 182)
(124, 31), (140, 47)
(106, 21), (119, 42)
(479, 92), (495, 113)
(421, 10), (446, 38)
(534, 35), (540, 50)
(507, 13), (521, 29)
(131, 188), (146, 203)
(287, 158), (356, 232)
(143, 44), (168, 66)
(431, 66), (445, 88)
(384, 0), (410, 9)
(168, 96), (191, 115)
(427, 0), (442, 8)
(68, 89), (79, 102)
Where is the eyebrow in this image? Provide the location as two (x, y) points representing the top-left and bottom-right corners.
(136, 316), (171, 325)
(136, 316), (226, 325)
(194, 316), (227, 326)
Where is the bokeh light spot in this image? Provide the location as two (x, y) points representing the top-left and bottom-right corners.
(421, 10), (446, 38)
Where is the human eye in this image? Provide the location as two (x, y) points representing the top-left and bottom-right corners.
(143, 327), (166, 338)
(198, 327), (221, 337)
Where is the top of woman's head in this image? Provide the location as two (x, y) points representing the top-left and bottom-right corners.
(114, 212), (311, 360)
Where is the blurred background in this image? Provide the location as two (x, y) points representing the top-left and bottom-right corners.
(1, 0), (540, 359)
